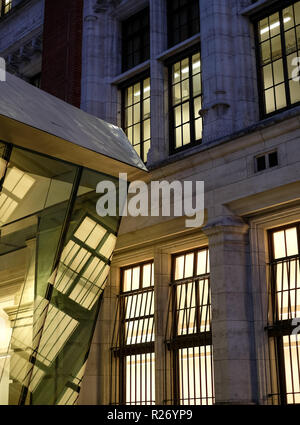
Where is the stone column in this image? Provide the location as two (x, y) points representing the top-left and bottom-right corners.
(147, 0), (168, 166)
(199, 0), (258, 143)
(153, 248), (172, 404)
(203, 215), (258, 404)
(81, 0), (121, 124)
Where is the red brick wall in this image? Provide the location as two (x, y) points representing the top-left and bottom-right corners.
(41, 0), (83, 108)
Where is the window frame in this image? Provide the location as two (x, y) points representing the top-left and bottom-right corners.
(253, 0), (300, 118)
(121, 7), (150, 73)
(0, 0), (12, 18)
(268, 222), (300, 405)
(117, 260), (155, 405)
(120, 72), (151, 164)
(167, 247), (214, 405)
(167, 45), (203, 155)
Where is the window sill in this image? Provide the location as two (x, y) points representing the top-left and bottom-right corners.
(156, 33), (200, 63)
(241, 0), (280, 16)
(110, 60), (150, 86)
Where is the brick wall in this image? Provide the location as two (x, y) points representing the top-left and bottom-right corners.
(41, 0), (83, 107)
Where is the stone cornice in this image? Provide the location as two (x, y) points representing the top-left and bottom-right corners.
(4, 33), (42, 75)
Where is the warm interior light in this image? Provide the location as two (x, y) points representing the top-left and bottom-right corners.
(134, 86), (150, 97)
(174, 61), (201, 79)
(3, 167), (35, 199)
(260, 16), (291, 34)
(0, 158), (7, 180)
(0, 167), (35, 223)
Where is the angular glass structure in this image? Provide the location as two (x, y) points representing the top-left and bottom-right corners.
(0, 73), (147, 405)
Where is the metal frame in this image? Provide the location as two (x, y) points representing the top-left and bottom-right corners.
(165, 247), (214, 405)
(268, 222), (300, 405)
(111, 260), (155, 405)
(121, 73), (151, 164)
(253, 0), (300, 119)
(167, 46), (202, 155)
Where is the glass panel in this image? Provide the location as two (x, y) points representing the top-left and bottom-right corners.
(270, 13), (281, 38)
(175, 255), (184, 280)
(0, 149), (121, 405)
(265, 87), (275, 114)
(133, 83), (141, 103)
(179, 346), (214, 405)
(182, 124), (190, 145)
(143, 98), (150, 119)
(131, 266), (140, 290)
(285, 29), (297, 55)
(181, 58), (189, 78)
(286, 227), (299, 256)
(181, 79), (190, 101)
(283, 335), (300, 404)
(261, 41), (271, 65)
(175, 127), (182, 149)
(173, 83), (181, 105)
(273, 230), (287, 259)
(125, 353), (155, 405)
(273, 59), (284, 85)
(143, 119), (150, 141)
(184, 253), (194, 278)
(275, 84), (287, 109)
(290, 79), (300, 103)
(173, 61), (180, 84)
(197, 249), (208, 275)
(182, 102), (190, 123)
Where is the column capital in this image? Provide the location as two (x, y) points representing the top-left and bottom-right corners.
(203, 215), (249, 237)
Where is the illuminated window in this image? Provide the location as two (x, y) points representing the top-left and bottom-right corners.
(268, 224), (300, 404)
(0, 1), (12, 17)
(166, 248), (215, 405)
(51, 215), (116, 310)
(122, 8), (150, 72)
(256, 1), (300, 116)
(0, 166), (35, 224)
(122, 77), (151, 163)
(169, 50), (202, 153)
(112, 261), (155, 405)
(167, 0), (200, 48)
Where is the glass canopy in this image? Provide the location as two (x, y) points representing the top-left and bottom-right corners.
(0, 141), (121, 405)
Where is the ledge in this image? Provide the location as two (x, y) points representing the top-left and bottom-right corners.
(110, 60), (150, 86)
(241, 0), (280, 16)
(156, 33), (200, 62)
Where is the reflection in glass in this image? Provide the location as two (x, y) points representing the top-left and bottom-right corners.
(0, 145), (121, 405)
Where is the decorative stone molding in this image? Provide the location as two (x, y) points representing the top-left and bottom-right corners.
(5, 34), (42, 75)
(203, 215), (249, 237)
(94, 0), (122, 14)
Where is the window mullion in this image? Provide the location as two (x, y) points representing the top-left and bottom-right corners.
(279, 8), (292, 107)
(189, 55), (195, 144)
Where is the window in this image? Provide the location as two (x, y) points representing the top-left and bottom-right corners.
(167, 0), (200, 48)
(0, 1), (12, 17)
(122, 77), (151, 163)
(122, 8), (150, 72)
(256, 1), (300, 116)
(255, 150), (278, 172)
(268, 224), (300, 404)
(169, 50), (202, 153)
(112, 261), (155, 405)
(166, 248), (215, 405)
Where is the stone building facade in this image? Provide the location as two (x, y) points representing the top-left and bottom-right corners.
(1, 0), (300, 405)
